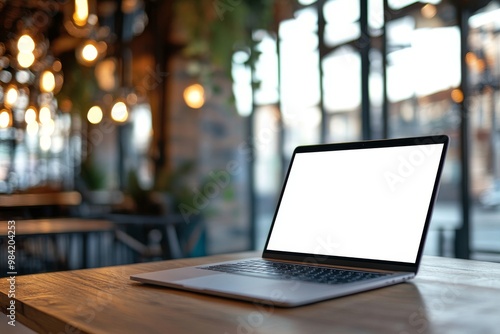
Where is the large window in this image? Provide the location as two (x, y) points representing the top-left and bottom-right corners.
(323, 46), (361, 142)
(468, 4), (500, 260)
(280, 7), (321, 155)
(384, 4), (463, 257)
(248, 0), (500, 260)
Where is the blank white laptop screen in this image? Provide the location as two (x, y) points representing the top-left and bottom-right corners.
(266, 143), (445, 264)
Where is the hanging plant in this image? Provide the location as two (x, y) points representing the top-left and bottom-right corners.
(173, 0), (276, 69)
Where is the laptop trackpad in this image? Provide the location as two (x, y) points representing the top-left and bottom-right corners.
(178, 274), (332, 306)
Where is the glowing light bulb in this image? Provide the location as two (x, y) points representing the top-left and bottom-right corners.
(183, 84), (205, 109)
(87, 106), (103, 124)
(82, 43), (98, 62)
(5, 86), (18, 107)
(17, 52), (35, 68)
(17, 35), (35, 53)
(111, 101), (128, 122)
(40, 70), (56, 92)
(0, 109), (12, 128)
(25, 107), (37, 123)
(73, 0), (89, 26)
(451, 89), (464, 103)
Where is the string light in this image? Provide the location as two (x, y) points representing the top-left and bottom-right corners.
(17, 52), (35, 68)
(17, 34), (36, 68)
(0, 109), (12, 128)
(0, 10), (68, 191)
(111, 101), (128, 122)
(77, 40), (107, 66)
(73, 0), (89, 27)
(183, 83), (205, 109)
(82, 42), (98, 62)
(40, 70), (56, 92)
(87, 105), (103, 124)
(17, 35), (35, 53)
(25, 107), (37, 124)
(451, 89), (464, 103)
(5, 86), (19, 107)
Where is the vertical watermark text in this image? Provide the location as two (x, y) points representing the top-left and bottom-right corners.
(6, 220), (17, 327)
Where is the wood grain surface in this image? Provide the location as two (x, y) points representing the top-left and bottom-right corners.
(1, 252), (500, 334)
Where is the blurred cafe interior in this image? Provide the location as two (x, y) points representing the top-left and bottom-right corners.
(0, 0), (499, 276)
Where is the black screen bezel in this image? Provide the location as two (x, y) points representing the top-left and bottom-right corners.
(262, 135), (449, 274)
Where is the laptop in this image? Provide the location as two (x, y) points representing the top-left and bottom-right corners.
(131, 135), (449, 307)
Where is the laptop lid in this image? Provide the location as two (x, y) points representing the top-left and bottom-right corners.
(263, 135), (449, 273)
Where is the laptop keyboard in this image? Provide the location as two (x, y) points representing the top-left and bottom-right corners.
(199, 259), (388, 285)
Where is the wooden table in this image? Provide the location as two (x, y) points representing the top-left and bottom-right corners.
(1, 252), (500, 333)
(0, 218), (115, 272)
(0, 191), (83, 220)
(0, 219), (114, 236)
(0, 192), (82, 207)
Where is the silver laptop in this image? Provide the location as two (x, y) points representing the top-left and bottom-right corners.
(131, 135), (449, 307)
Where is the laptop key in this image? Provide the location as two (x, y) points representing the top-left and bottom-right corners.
(200, 260), (388, 285)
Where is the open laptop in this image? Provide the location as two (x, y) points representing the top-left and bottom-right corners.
(131, 135), (449, 307)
